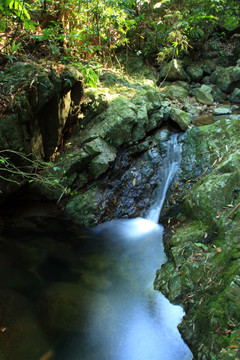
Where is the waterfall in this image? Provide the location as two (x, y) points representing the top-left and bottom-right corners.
(147, 133), (182, 223)
(58, 132), (192, 360)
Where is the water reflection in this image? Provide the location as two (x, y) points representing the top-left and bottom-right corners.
(57, 219), (192, 360)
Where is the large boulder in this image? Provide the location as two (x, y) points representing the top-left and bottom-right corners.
(158, 59), (188, 81)
(195, 84), (214, 105)
(102, 96), (138, 147)
(186, 64), (203, 82)
(230, 87), (240, 103)
(159, 84), (189, 100)
(169, 108), (192, 130)
(0, 62), (84, 204)
(0, 63), (83, 158)
(38, 282), (110, 336)
(209, 66), (240, 93)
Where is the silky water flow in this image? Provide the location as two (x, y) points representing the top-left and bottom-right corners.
(59, 134), (193, 360)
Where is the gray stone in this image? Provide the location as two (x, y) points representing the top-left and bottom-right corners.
(169, 108), (192, 130)
(158, 59), (188, 81)
(160, 84), (188, 100)
(210, 66), (240, 93)
(213, 107), (232, 115)
(103, 97), (138, 147)
(230, 88), (240, 103)
(195, 85), (214, 105)
(211, 85), (227, 102)
(88, 146), (116, 180)
(186, 64), (203, 82)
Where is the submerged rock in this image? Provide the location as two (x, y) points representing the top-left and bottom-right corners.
(38, 282), (110, 336)
(0, 289), (50, 360)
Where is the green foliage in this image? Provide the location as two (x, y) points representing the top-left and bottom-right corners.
(0, 0), (239, 65)
(76, 62), (102, 88)
(0, 149), (65, 193)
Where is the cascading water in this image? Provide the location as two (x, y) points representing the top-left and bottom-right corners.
(147, 133), (181, 223)
(58, 133), (192, 360)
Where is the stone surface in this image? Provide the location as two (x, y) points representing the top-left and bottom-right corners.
(186, 64), (203, 82)
(230, 87), (240, 103)
(210, 66), (240, 93)
(0, 62), (84, 204)
(158, 59), (188, 81)
(0, 289), (50, 360)
(213, 107), (232, 115)
(169, 108), (192, 130)
(38, 282), (110, 336)
(195, 84), (214, 105)
(65, 185), (100, 227)
(159, 84), (188, 100)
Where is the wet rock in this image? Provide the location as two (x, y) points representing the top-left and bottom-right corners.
(65, 185), (100, 227)
(169, 108), (192, 130)
(38, 282), (110, 336)
(195, 85), (214, 105)
(212, 107), (232, 115)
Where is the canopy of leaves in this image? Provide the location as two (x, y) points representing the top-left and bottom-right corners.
(0, 0), (239, 66)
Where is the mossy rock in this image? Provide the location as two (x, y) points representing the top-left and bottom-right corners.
(38, 282), (110, 337)
(155, 117), (240, 358)
(65, 186), (100, 227)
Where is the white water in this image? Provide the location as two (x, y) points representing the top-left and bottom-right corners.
(60, 133), (192, 360)
(147, 133), (182, 223)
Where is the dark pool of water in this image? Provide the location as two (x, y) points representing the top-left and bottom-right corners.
(0, 195), (192, 360)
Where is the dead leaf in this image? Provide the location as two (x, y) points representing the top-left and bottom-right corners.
(132, 178), (136, 186)
(216, 247), (222, 253)
(39, 350), (54, 360)
(212, 159), (218, 167)
(228, 345), (238, 349)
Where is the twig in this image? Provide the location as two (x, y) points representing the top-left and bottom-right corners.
(227, 202), (240, 218)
